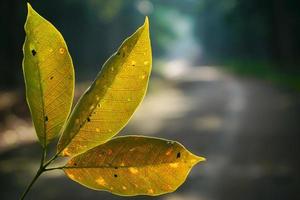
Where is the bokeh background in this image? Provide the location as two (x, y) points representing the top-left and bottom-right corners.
(0, 0), (300, 199)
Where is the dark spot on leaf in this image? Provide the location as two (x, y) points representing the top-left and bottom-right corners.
(132, 64), (135, 66)
(31, 49), (36, 56)
(177, 152), (181, 158)
(74, 163), (77, 166)
(114, 174), (118, 178)
(122, 52), (125, 57)
(44, 116), (48, 122)
(114, 167), (118, 169)
(50, 76), (54, 80)
(87, 117), (91, 122)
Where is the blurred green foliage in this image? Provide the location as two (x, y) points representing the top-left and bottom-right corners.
(223, 60), (300, 91)
(195, 0), (300, 66)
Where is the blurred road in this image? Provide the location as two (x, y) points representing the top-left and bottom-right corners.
(0, 66), (299, 200)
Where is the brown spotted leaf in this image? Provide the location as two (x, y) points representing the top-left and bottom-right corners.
(57, 18), (151, 156)
(63, 136), (205, 196)
(22, 3), (75, 146)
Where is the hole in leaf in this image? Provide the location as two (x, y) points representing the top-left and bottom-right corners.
(50, 76), (54, 80)
(114, 167), (118, 169)
(114, 174), (118, 178)
(87, 117), (91, 122)
(44, 116), (48, 122)
(31, 49), (36, 56)
(177, 152), (181, 158)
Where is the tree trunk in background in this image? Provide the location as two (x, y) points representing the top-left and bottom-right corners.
(270, 0), (294, 66)
(0, 0), (23, 89)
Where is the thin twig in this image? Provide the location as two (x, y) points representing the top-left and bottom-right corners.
(19, 168), (43, 200)
(44, 166), (65, 171)
(20, 147), (46, 200)
(20, 147), (60, 200)
(43, 153), (59, 168)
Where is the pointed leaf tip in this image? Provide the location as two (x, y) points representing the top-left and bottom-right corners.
(26, 3), (34, 15)
(186, 149), (206, 166)
(143, 16), (149, 31)
(27, 2), (31, 9)
(200, 156), (206, 162)
(26, 3), (40, 21)
(145, 16), (149, 25)
(195, 155), (206, 163)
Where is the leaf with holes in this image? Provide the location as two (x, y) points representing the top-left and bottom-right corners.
(22, 3), (75, 146)
(63, 136), (205, 196)
(57, 17), (152, 157)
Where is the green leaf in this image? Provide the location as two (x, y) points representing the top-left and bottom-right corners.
(63, 136), (205, 196)
(22, 3), (75, 146)
(57, 18), (152, 156)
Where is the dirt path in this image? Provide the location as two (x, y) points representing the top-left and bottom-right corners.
(0, 66), (299, 200)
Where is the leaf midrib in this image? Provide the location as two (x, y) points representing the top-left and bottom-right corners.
(64, 161), (182, 169)
(28, 35), (47, 147)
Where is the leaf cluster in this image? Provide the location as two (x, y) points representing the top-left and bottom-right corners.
(20, 3), (205, 199)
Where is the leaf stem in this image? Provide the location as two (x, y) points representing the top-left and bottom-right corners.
(19, 168), (43, 200)
(20, 147), (46, 200)
(40, 146), (46, 168)
(43, 153), (58, 168)
(20, 147), (59, 200)
(44, 166), (65, 171)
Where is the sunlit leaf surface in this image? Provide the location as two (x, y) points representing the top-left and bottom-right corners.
(57, 18), (152, 156)
(22, 3), (74, 146)
(64, 136), (205, 196)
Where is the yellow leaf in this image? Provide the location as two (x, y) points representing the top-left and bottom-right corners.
(63, 136), (205, 196)
(22, 3), (75, 146)
(57, 18), (151, 156)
